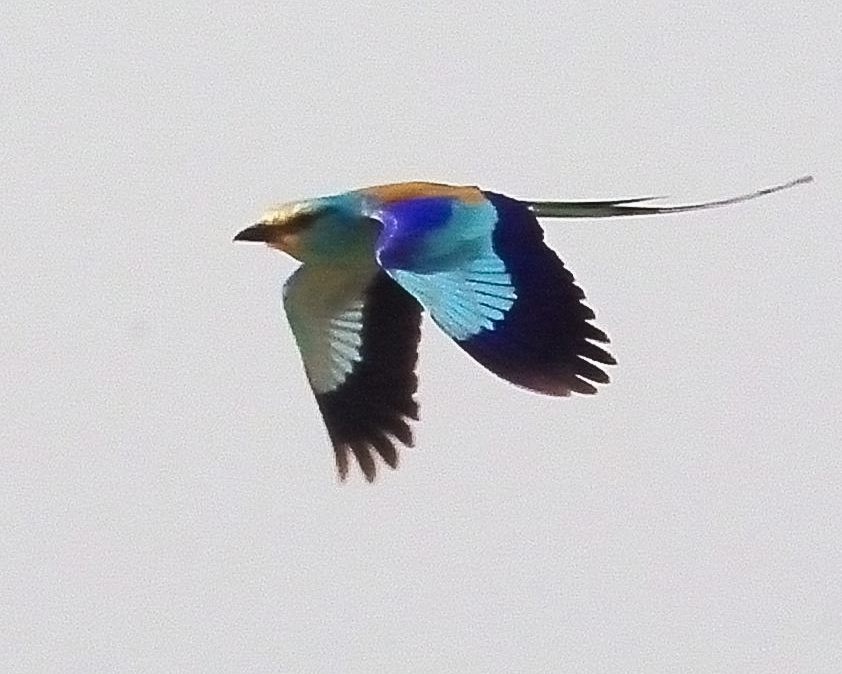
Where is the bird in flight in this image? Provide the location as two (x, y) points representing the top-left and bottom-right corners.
(235, 175), (812, 482)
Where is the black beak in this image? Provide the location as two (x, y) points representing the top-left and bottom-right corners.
(233, 223), (274, 242)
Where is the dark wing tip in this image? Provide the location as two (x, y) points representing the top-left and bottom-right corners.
(371, 434), (399, 469)
(350, 444), (377, 483)
(335, 446), (350, 482)
(333, 433), (405, 483)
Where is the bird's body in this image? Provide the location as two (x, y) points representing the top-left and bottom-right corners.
(235, 176), (812, 481)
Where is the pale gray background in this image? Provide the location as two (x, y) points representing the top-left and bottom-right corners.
(2, 1), (840, 672)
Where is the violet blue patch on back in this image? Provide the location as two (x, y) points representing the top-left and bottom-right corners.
(374, 196), (455, 270)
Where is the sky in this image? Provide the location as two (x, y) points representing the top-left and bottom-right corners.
(2, 1), (840, 672)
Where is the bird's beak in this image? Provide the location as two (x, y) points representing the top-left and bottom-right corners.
(233, 223), (274, 242)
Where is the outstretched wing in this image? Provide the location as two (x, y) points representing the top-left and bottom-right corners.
(366, 183), (614, 396)
(283, 263), (422, 481)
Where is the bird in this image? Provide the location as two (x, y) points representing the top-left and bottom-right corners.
(234, 175), (812, 482)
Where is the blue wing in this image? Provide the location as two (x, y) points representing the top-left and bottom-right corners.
(370, 188), (615, 396)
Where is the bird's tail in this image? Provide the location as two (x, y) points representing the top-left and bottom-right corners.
(527, 175), (813, 219)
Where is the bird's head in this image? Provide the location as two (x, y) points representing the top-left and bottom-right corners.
(233, 199), (328, 261)
(234, 194), (378, 264)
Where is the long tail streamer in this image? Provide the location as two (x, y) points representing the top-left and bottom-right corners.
(528, 175), (813, 219)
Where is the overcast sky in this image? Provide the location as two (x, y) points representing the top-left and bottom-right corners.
(2, 1), (840, 672)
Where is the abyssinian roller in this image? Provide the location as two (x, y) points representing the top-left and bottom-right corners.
(234, 175), (812, 482)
